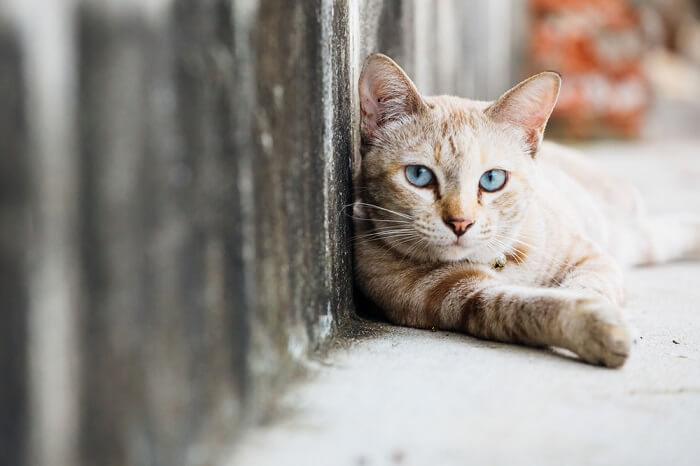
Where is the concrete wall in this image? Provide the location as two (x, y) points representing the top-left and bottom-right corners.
(0, 1), (522, 464)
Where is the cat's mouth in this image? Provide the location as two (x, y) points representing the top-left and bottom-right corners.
(436, 237), (474, 254)
(431, 235), (471, 249)
(437, 234), (493, 257)
(449, 233), (476, 248)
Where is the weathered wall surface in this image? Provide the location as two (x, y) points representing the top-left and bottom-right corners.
(0, 1), (521, 464)
(0, 17), (28, 466)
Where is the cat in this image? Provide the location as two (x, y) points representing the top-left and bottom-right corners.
(353, 53), (700, 368)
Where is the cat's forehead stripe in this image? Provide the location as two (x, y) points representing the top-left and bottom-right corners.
(440, 120), (450, 138)
(447, 135), (458, 158)
(427, 100), (485, 163)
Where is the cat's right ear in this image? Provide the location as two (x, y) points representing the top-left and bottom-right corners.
(359, 53), (426, 146)
(485, 71), (561, 156)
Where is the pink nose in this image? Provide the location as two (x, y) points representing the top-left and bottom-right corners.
(444, 217), (474, 237)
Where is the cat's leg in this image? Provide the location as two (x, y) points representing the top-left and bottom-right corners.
(425, 273), (631, 368)
(554, 249), (626, 306)
(549, 251), (633, 367)
(631, 215), (700, 265)
(607, 214), (700, 266)
(357, 247), (631, 367)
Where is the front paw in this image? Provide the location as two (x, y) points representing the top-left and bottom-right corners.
(563, 299), (631, 368)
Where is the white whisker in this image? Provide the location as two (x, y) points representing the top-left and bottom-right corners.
(349, 202), (413, 219)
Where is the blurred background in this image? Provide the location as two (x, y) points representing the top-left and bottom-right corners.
(529, 0), (700, 139)
(1, 1), (698, 465)
(411, 0), (700, 140)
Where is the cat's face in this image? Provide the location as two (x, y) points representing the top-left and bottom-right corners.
(357, 54), (560, 263)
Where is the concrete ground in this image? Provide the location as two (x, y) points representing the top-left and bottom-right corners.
(229, 141), (700, 466)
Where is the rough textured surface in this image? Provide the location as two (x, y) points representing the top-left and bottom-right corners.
(0, 20), (28, 466)
(230, 141), (700, 466)
(75, 1), (356, 463)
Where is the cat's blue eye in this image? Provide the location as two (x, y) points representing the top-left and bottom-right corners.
(405, 165), (435, 187)
(479, 169), (508, 192)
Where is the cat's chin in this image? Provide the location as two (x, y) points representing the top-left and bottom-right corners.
(390, 240), (494, 264)
(430, 244), (491, 264)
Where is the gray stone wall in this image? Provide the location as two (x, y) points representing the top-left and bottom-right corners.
(0, 1), (521, 464)
(0, 17), (29, 466)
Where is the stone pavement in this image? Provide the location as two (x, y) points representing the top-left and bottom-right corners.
(229, 141), (700, 466)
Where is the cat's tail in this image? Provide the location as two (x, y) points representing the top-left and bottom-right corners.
(632, 215), (700, 265)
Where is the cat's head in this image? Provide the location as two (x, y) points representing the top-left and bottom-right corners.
(356, 53), (560, 263)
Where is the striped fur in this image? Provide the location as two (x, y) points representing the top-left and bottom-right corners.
(354, 54), (700, 368)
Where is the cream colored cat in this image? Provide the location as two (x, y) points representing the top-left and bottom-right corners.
(354, 53), (700, 368)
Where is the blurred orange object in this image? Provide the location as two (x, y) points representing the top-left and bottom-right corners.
(529, 0), (650, 138)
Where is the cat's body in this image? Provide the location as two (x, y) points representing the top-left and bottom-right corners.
(354, 54), (700, 367)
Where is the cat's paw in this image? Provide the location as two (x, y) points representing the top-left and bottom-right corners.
(563, 299), (631, 368)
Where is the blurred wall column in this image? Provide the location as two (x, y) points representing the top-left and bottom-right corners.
(0, 6), (30, 466)
(412, 0), (526, 99)
(1, 0), (81, 465)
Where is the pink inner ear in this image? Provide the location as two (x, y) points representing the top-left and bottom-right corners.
(358, 55), (425, 140)
(359, 67), (385, 136)
(518, 94), (553, 130)
(490, 73), (560, 134)
(360, 77), (380, 122)
(486, 72), (560, 155)
(507, 82), (558, 132)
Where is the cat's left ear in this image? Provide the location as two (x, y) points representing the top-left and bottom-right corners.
(485, 72), (561, 156)
(359, 53), (427, 146)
